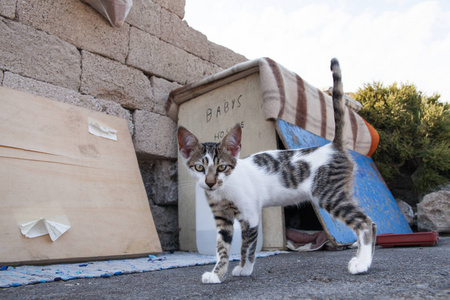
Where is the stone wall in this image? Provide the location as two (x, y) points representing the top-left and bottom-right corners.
(0, 0), (247, 250)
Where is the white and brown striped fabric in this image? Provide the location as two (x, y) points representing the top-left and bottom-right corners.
(167, 58), (379, 157)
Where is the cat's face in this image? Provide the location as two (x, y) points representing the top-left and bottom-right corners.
(177, 124), (242, 191)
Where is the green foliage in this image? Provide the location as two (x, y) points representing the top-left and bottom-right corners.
(354, 82), (450, 194)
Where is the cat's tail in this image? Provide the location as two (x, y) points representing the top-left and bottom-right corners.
(330, 58), (345, 150)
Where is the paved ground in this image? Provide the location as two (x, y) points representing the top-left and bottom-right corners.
(1, 237), (449, 299)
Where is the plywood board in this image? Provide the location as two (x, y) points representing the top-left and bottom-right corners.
(177, 73), (286, 251)
(0, 87), (161, 265)
(276, 119), (412, 246)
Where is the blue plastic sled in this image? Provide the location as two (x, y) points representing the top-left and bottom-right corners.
(276, 119), (412, 246)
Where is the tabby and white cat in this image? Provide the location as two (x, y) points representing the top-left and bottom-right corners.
(177, 59), (377, 284)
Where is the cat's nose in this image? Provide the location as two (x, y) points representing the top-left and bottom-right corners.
(206, 181), (215, 188)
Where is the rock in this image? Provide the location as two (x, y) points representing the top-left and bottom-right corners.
(208, 41), (248, 69)
(149, 204), (179, 251)
(0, 0), (16, 19)
(417, 190), (450, 233)
(185, 54), (223, 84)
(150, 76), (182, 116)
(140, 160), (178, 206)
(127, 26), (189, 84)
(80, 51), (153, 111)
(160, 8), (209, 60)
(2, 72), (134, 134)
(139, 159), (178, 251)
(17, 0), (129, 63)
(126, 0), (161, 37)
(154, 0), (186, 19)
(396, 199), (415, 226)
(0, 17), (81, 91)
(133, 110), (177, 159)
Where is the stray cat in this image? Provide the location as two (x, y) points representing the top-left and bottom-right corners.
(177, 59), (377, 284)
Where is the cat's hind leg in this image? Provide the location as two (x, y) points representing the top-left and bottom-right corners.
(348, 220), (377, 274)
(232, 220), (258, 277)
(314, 161), (376, 274)
(329, 198), (376, 274)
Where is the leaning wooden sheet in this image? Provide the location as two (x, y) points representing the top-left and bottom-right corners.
(0, 87), (161, 265)
(276, 119), (412, 246)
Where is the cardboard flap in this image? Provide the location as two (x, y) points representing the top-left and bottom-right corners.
(0, 87), (161, 265)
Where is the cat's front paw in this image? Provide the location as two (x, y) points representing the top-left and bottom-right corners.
(348, 257), (370, 274)
(202, 272), (222, 284)
(232, 265), (253, 277)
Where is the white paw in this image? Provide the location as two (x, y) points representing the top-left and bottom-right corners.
(348, 257), (370, 274)
(202, 272), (222, 284)
(232, 265), (253, 277)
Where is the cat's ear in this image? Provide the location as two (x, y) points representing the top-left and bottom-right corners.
(221, 123), (242, 158)
(177, 126), (200, 159)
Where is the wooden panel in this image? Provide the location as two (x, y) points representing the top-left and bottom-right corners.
(177, 73), (285, 251)
(276, 119), (412, 246)
(0, 87), (161, 265)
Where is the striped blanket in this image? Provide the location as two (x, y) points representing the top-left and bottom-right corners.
(167, 58), (378, 156)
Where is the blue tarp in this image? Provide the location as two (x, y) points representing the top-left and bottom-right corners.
(276, 119), (412, 245)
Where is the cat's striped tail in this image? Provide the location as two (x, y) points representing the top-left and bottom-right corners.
(330, 58), (345, 150)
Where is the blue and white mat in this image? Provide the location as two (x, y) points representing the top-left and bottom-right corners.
(0, 251), (286, 288)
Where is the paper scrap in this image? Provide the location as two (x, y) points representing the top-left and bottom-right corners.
(88, 117), (118, 141)
(19, 218), (71, 242)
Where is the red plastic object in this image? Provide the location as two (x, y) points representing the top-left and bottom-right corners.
(376, 231), (439, 248)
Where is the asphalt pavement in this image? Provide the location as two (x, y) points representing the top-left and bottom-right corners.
(1, 237), (449, 299)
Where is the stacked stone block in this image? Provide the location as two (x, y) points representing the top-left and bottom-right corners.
(0, 0), (247, 250)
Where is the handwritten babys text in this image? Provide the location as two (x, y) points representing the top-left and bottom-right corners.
(206, 95), (242, 123)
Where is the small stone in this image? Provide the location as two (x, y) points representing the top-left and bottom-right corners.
(396, 199), (415, 226)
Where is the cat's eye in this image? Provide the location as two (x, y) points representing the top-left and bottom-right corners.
(194, 165), (204, 172)
(217, 165), (227, 172)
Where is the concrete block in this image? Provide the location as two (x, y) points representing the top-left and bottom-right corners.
(133, 109), (177, 159)
(140, 159), (178, 206)
(0, 17), (81, 91)
(0, 70), (3, 84)
(0, 0), (16, 19)
(126, 0), (161, 36)
(81, 51), (153, 111)
(154, 0), (185, 19)
(209, 41), (248, 69)
(160, 9), (209, 60)
(150, 76), (182, 116)
(3, 71), (134, 134)
(149, 204), (179, 250)
(186, 55), (223, 84)
(17, 0), (129, 63)
(128, 26), (188, 84)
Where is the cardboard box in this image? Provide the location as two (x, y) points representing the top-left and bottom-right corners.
(172, 72), (285, 251)
(0, 87), (161, 265)
(168, 58), (396, 251)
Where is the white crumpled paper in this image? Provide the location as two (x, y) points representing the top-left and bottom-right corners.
(19, 218), (71, 242)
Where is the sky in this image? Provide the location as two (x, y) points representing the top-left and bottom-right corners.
(185, 0), (450, 103)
